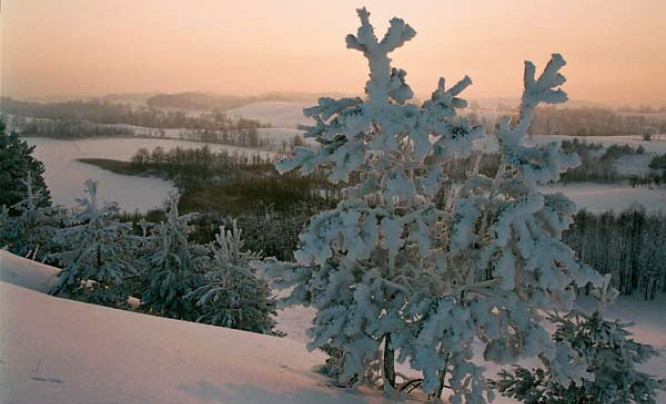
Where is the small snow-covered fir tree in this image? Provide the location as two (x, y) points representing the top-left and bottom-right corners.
(186, 220), (280, 335)
(490, 288), (665, 404)
(139, 194), (208, 321)
(8, 172), (60, 261)
(50, 179), (134, 307)
(255, 8), (603, 403)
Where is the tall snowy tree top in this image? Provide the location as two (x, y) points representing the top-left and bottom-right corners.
(278, 8), (484, 198)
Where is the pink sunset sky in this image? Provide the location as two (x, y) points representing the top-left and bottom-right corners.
(2, 0), (665, 105)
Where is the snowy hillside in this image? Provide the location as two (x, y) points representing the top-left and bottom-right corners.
(1, 251), (664, 404)
(226, 101), (312, 129)
(0, 251), (408, 404)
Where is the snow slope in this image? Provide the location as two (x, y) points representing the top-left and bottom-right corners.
(1, 253), (664, 404)
(0, 251), (59, 293)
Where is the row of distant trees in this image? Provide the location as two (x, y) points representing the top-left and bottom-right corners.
(564, 207), (666, 300)
(528, 106), (666, 136)
(15, 118), (135, 138)
(2, 97), (268, 131)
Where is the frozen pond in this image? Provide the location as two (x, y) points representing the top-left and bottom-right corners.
(25, 137), (273, 212)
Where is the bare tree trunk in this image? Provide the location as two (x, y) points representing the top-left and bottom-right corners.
(433, 353), (450, 399)
(383, 333), (395, 390)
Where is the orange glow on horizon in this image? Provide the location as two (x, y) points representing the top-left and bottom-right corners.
(2, 0), (665, 106)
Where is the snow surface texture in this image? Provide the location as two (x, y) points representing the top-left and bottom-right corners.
(0, 250), (59, 292)
(1, 251), (664, 404)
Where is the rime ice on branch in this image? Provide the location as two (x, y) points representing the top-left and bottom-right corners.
(256, 8), (602, 404)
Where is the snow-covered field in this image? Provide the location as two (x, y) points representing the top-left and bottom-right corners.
(1, 251), (664, 404)
(226, 101), (312, 129)
(539, 184), (666, 214)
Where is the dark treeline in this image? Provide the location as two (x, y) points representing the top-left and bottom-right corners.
(529, 106), (666, 136)
(16, 118), (135, 139)
(146, 93), (254, 111)
(649, 153), (666, 169)
(617, 105), (666, 114)
(2, 97), (268, 131)
(564, 207), (666, 300)
(145, 91), (321, 111)
(125, 145), (339, 260)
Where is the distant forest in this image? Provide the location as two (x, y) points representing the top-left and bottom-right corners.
(145, 91), (319, 111)
(528, 106), (666, 136)
(1, 97), (269, 130)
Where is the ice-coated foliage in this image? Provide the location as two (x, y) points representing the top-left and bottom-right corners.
(490, 310), (665, 404)
(186, 220), (280, 335)
(6, 172), (61, 261)
(138, 194), (208, 320)
(50, 179), (134, 307)
(255, 8), (603, 403)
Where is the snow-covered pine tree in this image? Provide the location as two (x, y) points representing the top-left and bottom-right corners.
(490, 309), (665, 404)
(8, 172), (60, 261)
(0, 117), (51, 210)
(50, 179), (134, 308)
(186, 220), (280, 335)
(139, 194), (208, 321)
(255, 8), (603, 403)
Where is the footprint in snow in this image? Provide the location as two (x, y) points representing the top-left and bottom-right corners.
(31, 376), (64, 384)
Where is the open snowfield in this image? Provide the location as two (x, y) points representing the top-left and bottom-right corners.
(1, 251), (664, 404)
(226, 101), (312, 129)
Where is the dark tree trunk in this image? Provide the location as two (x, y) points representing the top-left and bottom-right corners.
(383, 333), (395, 390)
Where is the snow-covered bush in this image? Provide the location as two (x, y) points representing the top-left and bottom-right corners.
(138, 194), (208, 321)
(255, 8), (603, 403)
(7, 173), (61, 261)
(50, 179), (134, 308)
(186, 220), (280, 335)
(490, 310), (665, 404)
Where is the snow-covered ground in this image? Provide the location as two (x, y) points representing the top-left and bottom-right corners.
(226, 101), (312, 129)
(539, 183), (666, 214)
(0, 250), (664, 404)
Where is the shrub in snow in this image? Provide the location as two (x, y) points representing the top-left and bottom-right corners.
(186, 220), (280, 335)
(490, 310), (665, 404)
(50, 180), (134, 308)
(6, 173), (61, 262)
(255, 8), (603, 403)
(138, 194), (208, 321)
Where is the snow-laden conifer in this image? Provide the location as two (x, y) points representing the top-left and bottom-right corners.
(255, 8), (602, 403)
(8, 172), (60, 261)
(186, 220), (279, 335)
(50, 179), (133, 307)
(139, 194), (208, 320)
(490, 279), (665, 404)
